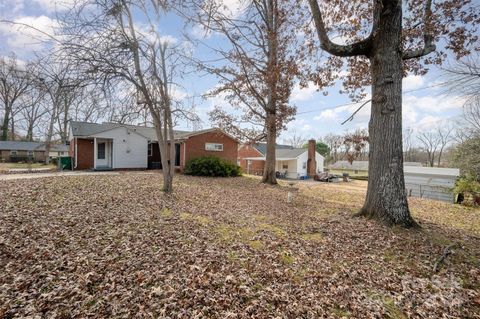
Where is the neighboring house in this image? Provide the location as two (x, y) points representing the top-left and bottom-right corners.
(0, 141), (68, 163)
(69, 121), (238, 170)
(238, 140), (324, 179)
(404, 166), (460, 203)
(328, 160), (423, 174)
(49, 144), (69, 159)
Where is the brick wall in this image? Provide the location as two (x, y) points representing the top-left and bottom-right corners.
(307, 139), (317, 177)
(183, 131), (238, 165)
(238, 144), (265, 175)
(75, 138), (94, 170)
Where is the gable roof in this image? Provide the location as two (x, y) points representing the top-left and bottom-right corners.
(329, 160), (424, 171)
(252, 143), (294, 156)
(70, 121), (238, 142)
(0, 141), (68, 152)
(0, 141), (43, 151)
(275, 148), (308, 159)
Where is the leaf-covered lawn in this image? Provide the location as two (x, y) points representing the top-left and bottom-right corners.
(1, 173), (479, 318)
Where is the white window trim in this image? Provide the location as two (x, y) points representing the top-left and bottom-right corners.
(10, 150), (17, 156)
(205, 143), (223, 151)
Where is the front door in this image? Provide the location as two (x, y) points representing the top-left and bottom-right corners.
(96, 141), (111, 168)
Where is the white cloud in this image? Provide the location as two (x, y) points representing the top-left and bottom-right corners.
(159, 35), (178, 45)
(170, 87), (187, 101)
(0, 15), (58, 50)
(190, 23), (212, 39)
(31, 0), (76, 13)
(0, 0), (24, 16)
(291, 82), (318, 102)
(214, 0), (247, 19)
(403, 75), (425, 91)
(403, 94), (466, 113)
(313, 109), (338, 121)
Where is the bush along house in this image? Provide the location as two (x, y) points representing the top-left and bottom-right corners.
(69, 121), (238, 170)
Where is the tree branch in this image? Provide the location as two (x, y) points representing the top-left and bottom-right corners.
(403, 0), (436, 60)
(307, 0), (373, 57)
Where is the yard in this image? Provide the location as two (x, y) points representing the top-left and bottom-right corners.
(1, 173), (479, 318)
(0, 163), (57, 173)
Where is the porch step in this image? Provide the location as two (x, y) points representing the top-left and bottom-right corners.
(94, 167), (114, 171)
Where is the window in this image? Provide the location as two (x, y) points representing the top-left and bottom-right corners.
(282, 164), (288, 169)
(97, 143), (106, 159)
(175, 144), (181, 166)
(205, 143), (223, 151)
(148, 143), (152, 156)
(302, 162), (306, 169)
(10, 150), (17, 156)
(59, 151), (64, 156)
(28, 151), (34, 156)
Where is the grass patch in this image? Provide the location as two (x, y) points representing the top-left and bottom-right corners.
(383, 297), (407, 319)
(330, 305), (350, 318)
(300, 232), (323, 242)
(160, 208), (173, 218)
(279, 250), (295, 265)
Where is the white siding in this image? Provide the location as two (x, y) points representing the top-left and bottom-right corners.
(297, 152), (308, 178)
(315, 152), (324, 173)
(276, 159), (298, 178)
(92, 127), (148, 169)
(404, 173), (457, 203)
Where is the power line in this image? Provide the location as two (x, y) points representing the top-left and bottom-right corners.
(296, 80), (453, 116)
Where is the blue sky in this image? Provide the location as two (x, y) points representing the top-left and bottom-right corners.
(0, 0), (469, 144)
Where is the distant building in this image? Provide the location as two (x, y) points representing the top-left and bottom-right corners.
(329, 160), (459, 203)
(328, 160), (422, 173)
(0, 141), (68, 163)
(238, 140), (324, 179)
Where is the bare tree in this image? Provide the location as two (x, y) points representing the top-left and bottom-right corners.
(343, 129), (369, 164)
(61, 0), (195, 192)
(444, 52), (480, 104)
(18, 84), (48, 141)
(33, 55), (81, 164)
(307, 0), (478, 227)
(403, 128), (414, 162)
(323, 133), (343, 163)
(284, 128), (305, 148)
(417, 131), (440, 167)
(436, 124), (454, 167)
(0, 55), (31, 141)
(188, 0), (303, 184)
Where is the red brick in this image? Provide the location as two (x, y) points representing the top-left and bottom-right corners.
(238, 144), (265, 175)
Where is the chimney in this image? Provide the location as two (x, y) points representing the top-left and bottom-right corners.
(307, 139), (317, 177)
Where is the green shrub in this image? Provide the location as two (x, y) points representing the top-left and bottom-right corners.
(454, 175), (480, 194)
(184, 156), (241, 177)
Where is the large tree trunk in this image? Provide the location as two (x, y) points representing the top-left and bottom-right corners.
(10, 116), (15, 141)
(44, 106), (57, 165)
(357, 0), (418, 227)
(262, 112), (277, 184)
(27, 123), (34, 142)
(1, 104), (10, 141)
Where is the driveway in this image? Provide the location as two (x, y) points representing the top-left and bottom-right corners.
(0, 170), (122, 180)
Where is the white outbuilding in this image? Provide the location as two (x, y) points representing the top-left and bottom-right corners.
(404, 166), (460, 203)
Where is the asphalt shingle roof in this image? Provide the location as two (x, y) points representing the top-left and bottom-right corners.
(70, 121), (203, 141)
(0, 141), (43, 151)
(0, 141), (68, 152)
(252, 143), (294, 156)
(275, 148), (307, 159)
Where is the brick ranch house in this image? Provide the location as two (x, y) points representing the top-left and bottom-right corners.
(69, 121), (238, 170)
(0, 141), (68, 163)
(238, 139), (324, 179)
